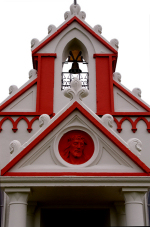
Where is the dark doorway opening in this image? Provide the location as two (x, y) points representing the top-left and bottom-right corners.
(41, 208), (110, 227)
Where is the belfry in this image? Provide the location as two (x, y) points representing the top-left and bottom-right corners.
(1, 1), (150, 226)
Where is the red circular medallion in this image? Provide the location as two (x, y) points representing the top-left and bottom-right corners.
(58, 130), (94, 165)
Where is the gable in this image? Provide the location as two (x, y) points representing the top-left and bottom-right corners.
(113, 81), (150, 112)
(32, 17), (117, 55)
(1, 84), (37, 112)
(2, 104), (149, 176)
(113, 86), (147, 112)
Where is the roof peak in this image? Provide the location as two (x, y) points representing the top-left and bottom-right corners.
(64, 2), (86, 21)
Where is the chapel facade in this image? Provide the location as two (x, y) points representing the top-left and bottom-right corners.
(0, 2), (150, 227)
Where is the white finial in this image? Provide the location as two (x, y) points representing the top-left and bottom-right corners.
(63, 77), (89, 101)
(132, 88), (142, 98)
(64, 2), (86, 20)
(113, 72), (121, 83)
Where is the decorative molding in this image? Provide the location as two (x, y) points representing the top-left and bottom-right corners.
(31, 38), (39, 49)
(5, 188), (30, 204)
(9, 85), (18, 95)
(1, 116), (150, 133)
(127, 138), (142, 158)
(9, 140), (22, 161)
(101, 114), (113, 128)
(64, 4), (86, 21)
(39, 114), (51, 128)
(93, 25), (102, 35)
(113, 116), (150, 133)
(113, 72), (121, 83)
(132, 88), (142, 98)
(48, 24), (57, 34)
(29, 69), (37, 80)
(122, 188), (148, 204)
(0, 116), (39, 133)
(63, 77), (89, 101)
(110, 39), (119, 49)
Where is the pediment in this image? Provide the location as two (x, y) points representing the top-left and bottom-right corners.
(33, 17), (117, 55)
(2, 84), (37, 112)
(2, 108), (147, 176)
(114, 86), (147, 112)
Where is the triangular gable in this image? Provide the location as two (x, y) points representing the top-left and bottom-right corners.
(0, 78), (37, 113)
(1, 101), (150, 176)
(113, 80), (150, 112)
(32, 17), (118, 55)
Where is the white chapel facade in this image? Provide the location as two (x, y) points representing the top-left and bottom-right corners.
(1, 1), (150, 226)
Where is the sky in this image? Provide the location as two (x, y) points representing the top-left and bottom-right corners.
(0, 0), (150, 104)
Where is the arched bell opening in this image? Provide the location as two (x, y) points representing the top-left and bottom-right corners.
(61, 38), (89, 90)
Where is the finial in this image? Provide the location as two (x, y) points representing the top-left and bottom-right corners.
(74, 0), (77, 5)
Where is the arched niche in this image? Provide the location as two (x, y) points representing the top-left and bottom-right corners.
(54, 26), (96, 114)
(62, 38), (88, 63)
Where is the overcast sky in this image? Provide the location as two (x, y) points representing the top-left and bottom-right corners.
(0, 0), (150, 104)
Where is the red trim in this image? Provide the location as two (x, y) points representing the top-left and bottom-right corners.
(36, 56), (41, 112)
(1, 102), (150, 176)
(93, 54), (117, 57)
(3, 172), (149, 177)
(113, 81), (150, 112)
(32, 17), (117, 55)
(0, 113), (42, 115)
(114, 116), (150, 133)
(0, 116), (149, 133)
(109, 56), (114, 112)
(110, 113), (150, 116)
(0, 116), (39, 133)
(0, 79), (37, 112)
(33, 53), (57, 57)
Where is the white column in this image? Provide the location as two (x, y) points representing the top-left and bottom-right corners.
(122, 188), (148, 226)
(27, 202), (37, 227)
(114, 202), (126, 226)
(5, 188), (30, 227)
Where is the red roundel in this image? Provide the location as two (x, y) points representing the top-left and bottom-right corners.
(58, 130), (94, 165)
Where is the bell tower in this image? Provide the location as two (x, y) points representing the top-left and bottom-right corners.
(32, 1), (118, 115)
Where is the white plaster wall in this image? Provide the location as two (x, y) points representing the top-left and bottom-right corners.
(112, 117), (150, 168)
(38, 22), (113, 114)
(2, 85), (37, 112)
(0, 116), (39, 169)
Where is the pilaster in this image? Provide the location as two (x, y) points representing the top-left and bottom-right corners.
(5, 188), (30, 227)
(122, 188), (148, 226)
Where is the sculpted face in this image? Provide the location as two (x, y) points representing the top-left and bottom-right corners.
(69, 137), (85, 158)
(59, 130), (94, 165)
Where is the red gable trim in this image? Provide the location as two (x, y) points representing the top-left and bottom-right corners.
(113, 80), (150, 112)
(3, 172), (149, 177)
(1, 102), (149, 176)
(32, 17), (117, 55)
(0, 79), (37, 112)
(33, 53), (57, 57)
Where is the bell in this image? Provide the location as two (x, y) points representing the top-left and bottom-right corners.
(68, 50), (82, 74)
(69, 62), (82, 74)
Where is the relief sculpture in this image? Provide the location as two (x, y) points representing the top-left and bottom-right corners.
(59, 130), (94, 165)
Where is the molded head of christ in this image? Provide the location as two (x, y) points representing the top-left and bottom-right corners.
(67, 135), (86, 158)
(59, 130), (94, 165)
